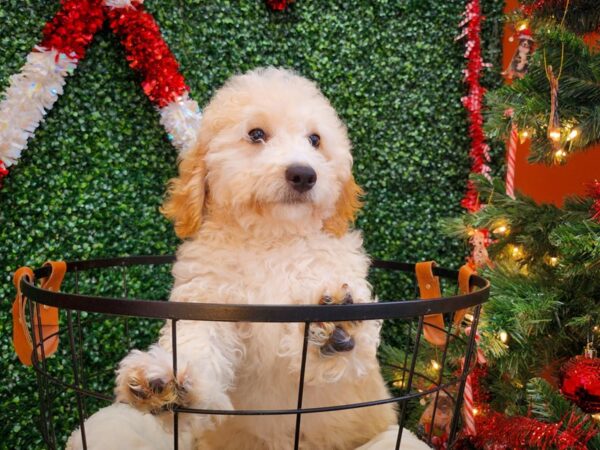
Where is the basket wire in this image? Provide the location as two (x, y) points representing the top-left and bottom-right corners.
(20, 256), (487, 450)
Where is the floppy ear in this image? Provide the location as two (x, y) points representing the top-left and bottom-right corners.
(323, 175), (364, 238)
(160, 146), (207, 239)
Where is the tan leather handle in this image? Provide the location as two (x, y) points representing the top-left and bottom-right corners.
(415, 261), (447, 347)
(12, 261), (66, 366)
(415, 262), (477, 347)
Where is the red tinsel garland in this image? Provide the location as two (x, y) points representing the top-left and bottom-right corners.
(457, 0), (491, 212)
(106, 4), (188, 108)
(472, 411), (596, 450)
(0, 161), (8, 187)
(266, 0), (290, 11)
(588, 180), (600, 222)
(40, 0), (105, 59)
(458, 356), (600, 448)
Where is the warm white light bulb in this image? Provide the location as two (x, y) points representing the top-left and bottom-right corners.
(499, 330), (508, 343)
(431, 360), (440, 371)
(549, 130), (561, 141)
(567, 129), (578, 141)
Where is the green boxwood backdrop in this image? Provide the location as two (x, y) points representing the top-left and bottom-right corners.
(0, 0), (503, 447)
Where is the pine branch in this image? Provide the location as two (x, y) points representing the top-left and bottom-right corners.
(521, 0), (600, 35)
(527, 377), (573, 422)
(526, 377), (600, 450)
(485, 26), (600, 163)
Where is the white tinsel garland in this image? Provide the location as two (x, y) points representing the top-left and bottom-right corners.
(103, 0), (143, 8)
(159, 94), (203, 154)
(0, 47), (77, 167)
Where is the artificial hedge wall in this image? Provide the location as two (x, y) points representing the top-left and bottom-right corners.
(0, 0), (503, 447)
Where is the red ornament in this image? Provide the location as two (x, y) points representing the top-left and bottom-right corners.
(587, 180), (600, 222)
(561, 354), (600, 413)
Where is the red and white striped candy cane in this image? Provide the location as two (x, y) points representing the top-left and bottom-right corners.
(505, 122), (518, 199)
(462, 358), (477, 436)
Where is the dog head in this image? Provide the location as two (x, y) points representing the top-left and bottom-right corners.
(161, 67), (362, 239)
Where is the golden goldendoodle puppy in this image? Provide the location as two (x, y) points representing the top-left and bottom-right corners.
(68, 68), (427, 450)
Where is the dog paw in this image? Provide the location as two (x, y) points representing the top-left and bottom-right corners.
(115, 345), (193, 414)
(310, 284), (359, 355)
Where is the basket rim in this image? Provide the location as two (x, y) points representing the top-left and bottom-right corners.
(20, 255), (489, 322)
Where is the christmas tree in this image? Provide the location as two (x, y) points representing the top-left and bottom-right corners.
(447, 0), (600, 447)
(383, 1), (600, 447)
(446, 175), (600, 448)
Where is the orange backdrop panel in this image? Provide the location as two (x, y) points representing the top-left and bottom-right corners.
(502, 0), (600, 206)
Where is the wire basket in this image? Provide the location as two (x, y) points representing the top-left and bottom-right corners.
(14, 255), (489, 450)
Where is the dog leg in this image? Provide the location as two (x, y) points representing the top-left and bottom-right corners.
(310, 284), (362, 355)
(115, 321), (241, 427)
(115, 344), (197, 415)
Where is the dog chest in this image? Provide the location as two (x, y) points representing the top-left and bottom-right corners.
(172, 230), (371, 306)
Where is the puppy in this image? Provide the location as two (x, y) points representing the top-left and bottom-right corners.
(68, 68), (428, 450)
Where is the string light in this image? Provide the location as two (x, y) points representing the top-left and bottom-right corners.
(517, 21), (529, 31)
(593, 413), (600, 423)
(544, 255), (559, 266)
(472, 407), (480, 416)
(509, 244), (524, 259)
(554, 149), (567, 162)
(493, 220), (510, 236)
(566, 129), (578, 141)
(518, 129), (531, 143)
(499, 330), (508, 343)
(431, 360), (441, 371)
(549, 129), (562, 142)
(393, 379), (405, 389)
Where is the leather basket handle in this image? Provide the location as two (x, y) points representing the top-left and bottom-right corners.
(12, 261), (66, 366)
(415, 261), (447, 347)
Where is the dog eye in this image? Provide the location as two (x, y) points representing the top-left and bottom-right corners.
(248, 128), (266, 143)
(308, 134), (320, 148)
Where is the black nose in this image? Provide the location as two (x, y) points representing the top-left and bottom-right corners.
(285, 165), (317, 193)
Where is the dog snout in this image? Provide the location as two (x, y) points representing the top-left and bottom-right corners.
(285, 165), (317, 193)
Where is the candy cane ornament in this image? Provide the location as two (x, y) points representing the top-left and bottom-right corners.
(462, 359), (477, 436)
(505, 122), (518, 199)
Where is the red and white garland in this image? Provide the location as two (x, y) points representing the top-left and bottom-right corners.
(0, 0), (202, 186)
(456, 0), (491, 212)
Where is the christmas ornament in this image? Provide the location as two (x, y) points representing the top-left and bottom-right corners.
(469, 229), (491, 269)
(503, 109), (518, 199)
(588, 179), (600, 222)
(560, 349), (600, 413)
(418, 391), (453, 449)
(0, 0), (202, 188)
(546, 65), (562, 153)
(456, 0), (491, 212)
(504, 27), (534, 80)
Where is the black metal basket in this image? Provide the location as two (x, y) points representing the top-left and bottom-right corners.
(17, 255), (489, 450)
